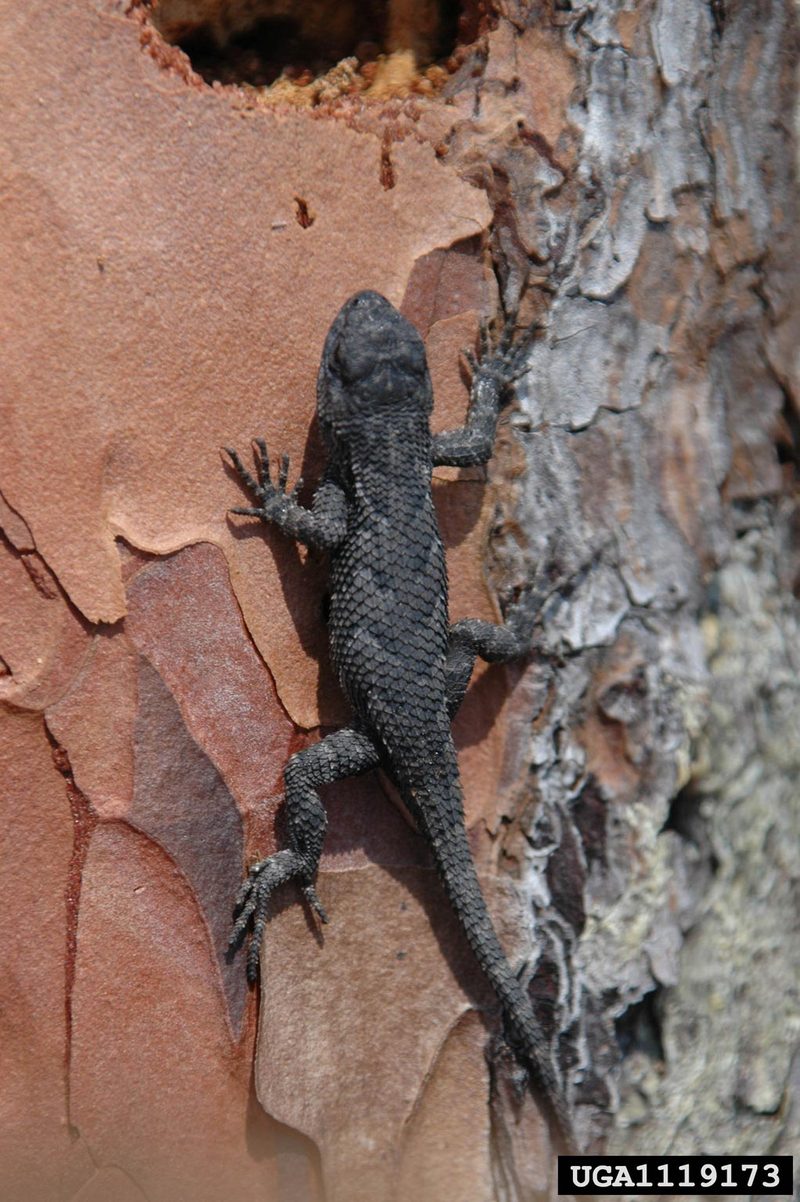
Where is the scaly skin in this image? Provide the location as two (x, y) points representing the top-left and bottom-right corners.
(224, 290), (572, 1145)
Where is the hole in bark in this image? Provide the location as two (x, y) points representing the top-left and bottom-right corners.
(143, 0), (489, 91)
(293, 196), (314, 227)
(663, 779), (719, 878)
(380, 132), (396, 188)
(776, 385), (800, 476)
(615, 989), (665, 1061)
(663, 781), (704, 844)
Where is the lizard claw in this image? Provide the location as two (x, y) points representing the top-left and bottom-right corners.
(302, 883), (329, 923)
(253, 437), (271, 488)
(478, 317), (490, 358)
(222, 446), (259, 495)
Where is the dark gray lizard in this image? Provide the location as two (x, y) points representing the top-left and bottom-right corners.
(223, 290), (571, 1144)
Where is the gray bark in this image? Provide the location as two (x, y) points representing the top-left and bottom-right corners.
(478, 0), (800, 1179)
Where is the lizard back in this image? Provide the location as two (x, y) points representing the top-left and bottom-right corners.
(318, 292), (451, 747)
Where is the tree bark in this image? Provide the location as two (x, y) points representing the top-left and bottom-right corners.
(1, 2), (797, 1200)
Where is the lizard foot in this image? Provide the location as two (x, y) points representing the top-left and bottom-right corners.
(222, 439), (303, 522)
(502, 588), (545, 648)
(463, 300), (540, 397)
(229, 848), (322, 983)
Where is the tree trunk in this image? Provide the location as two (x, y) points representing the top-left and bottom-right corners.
(1, 2), (797, 1200)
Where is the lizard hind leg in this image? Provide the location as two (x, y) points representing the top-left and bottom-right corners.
(230, 726), (379, 982)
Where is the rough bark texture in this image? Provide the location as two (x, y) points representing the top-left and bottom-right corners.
(1, 2), (798, 1200)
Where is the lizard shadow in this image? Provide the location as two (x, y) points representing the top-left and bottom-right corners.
(452, 658), (527, 751)
(314, 768), (515, 1043)
(224, 416), (348, 725)
(380, 857), (506, 1039)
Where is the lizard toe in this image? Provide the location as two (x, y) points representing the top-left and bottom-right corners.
(229, 849), (319, 971)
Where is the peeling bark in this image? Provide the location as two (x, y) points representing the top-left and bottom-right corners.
(1, 1), (798, 1199)
(481, 0), (800, 1171)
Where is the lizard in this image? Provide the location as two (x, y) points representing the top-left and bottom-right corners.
(223, 289), (572, 1145)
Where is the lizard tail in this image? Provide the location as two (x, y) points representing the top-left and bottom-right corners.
(410, 775), (574, 1149)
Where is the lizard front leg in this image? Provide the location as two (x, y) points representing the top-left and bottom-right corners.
(223, 439), (347, 550)
(431, 309), (537, 468)
(230, 726), (379, 982)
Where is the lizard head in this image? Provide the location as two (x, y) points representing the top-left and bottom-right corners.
(317, 291), (432, 445)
